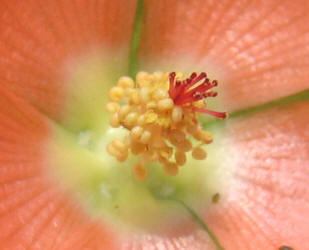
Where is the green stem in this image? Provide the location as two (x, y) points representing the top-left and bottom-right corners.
(230, 88), (309, 119)
(159, 197), (224, 250)
(128, 0), (144, 77)
(203, 88), (309, 128)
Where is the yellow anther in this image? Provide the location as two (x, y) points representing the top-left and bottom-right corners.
(125, 88), (135, 98)
(192, 129), (213, 144)
(123, 134), (131, 146)
(192, 147), (207, 160)
(159, 151), (169, 160)
(153, 72), (166, 83)
(106, 143), (121, 158)
(112, 139), (128, 153)
(195, 100), (205, 108)
(146, 101), (157, 109)
(140, 130), (151, 144)
(108, 142), (129, 162)
(144, 111), (158, 123)
(160, 148), (173, 160)
(136, 71), (149, 87)
(116, 152), (128, 162)
(159, 145), (173, 157)
(117, 76), (135, 88)
(187, 125), (199, 135)
(144, 150), (158, 162)
(175, 139), (192, 152)
(118, 105), (131, 119)
(106, 102), (120, 114)
(175, 151), (186, 166)
(107, 140), (129, 163)
(163, 162), (179, 176)
(137, 114), (146, 126)
(124, 112), (138, 127)
(172, 106), (183, 123)
(200, 131), (213, 144)
(157, 98), (174, 111)
(157, 117), (170, 128)
(169, 129), (186, 144)
(129, 90), (140, 105)
(140, 87), (150, 103)
(153, 88), (168, 100)
(130, 126), (143, 140)
(151, 136), (166, 148)
(109, 86), (124, 102)
(133, 163), (147, 181)
(131, 142), (145, 155)
(175, 72), (185, 79)
(109, 113), (120, 128)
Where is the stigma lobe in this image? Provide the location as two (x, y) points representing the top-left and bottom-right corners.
(168, 72), (227, 119)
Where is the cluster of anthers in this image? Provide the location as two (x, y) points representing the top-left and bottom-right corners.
(106, 72), (227, 180)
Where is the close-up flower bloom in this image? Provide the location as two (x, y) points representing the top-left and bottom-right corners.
(0, 0), (308, 249)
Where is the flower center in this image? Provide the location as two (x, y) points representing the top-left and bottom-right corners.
(106, 72), (227, 180)
(48, 57), (229, 232)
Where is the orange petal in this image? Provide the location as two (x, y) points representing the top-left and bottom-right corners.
(0, 86), (118, 249)
(0, 0), (137, 121)
(139, 0), (309, 112)
(198, 101), (309, 249)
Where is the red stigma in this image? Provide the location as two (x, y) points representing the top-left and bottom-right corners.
(168, 72), (227, 119)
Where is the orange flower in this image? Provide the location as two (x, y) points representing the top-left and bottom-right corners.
(0, 1), (308, 249)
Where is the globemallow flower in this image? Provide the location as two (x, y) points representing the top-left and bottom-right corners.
(0, 0), (308, 250)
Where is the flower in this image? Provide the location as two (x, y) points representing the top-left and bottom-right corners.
(0, 0), (309, 249)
